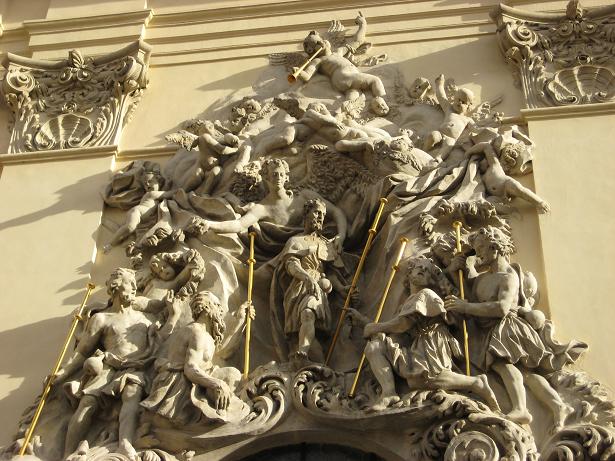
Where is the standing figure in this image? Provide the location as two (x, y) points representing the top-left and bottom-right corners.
(54, 268), (170, 460)
(351, 257), (499, 411)
(444, 226), (574, 429)
(104, 169), (174, 253)
(270, 199), (350, 362)
(141, 292), (252, 425)
(424, 74), (475, 162)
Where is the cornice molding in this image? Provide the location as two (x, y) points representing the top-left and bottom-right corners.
(521, 101), (615, 120)
(0, 144), (117, 165)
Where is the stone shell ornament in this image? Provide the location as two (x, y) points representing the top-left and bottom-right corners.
(546, 65), (615, 105)
(33, 113), (94, 150)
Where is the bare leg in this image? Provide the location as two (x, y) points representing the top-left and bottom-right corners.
(254, 125), (296, 156)
(523, 371), (573, 432)
(492, 361), (532, 424)
(106, 207), (143, 252)
(366, 75), (386, 98)
(504, 178), (550, 213)
(364, 336), (400, 410)
(417, 370), (500, 411)
(297, 307), (316, 359)
(64, 396), (98, 457)
(117, 383), (143, 461)
(335, 138), (372, 153)
(195, 166), (222, 196)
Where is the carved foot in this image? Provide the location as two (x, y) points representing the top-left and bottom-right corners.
(475, 374), (501, 412)
(551, 403), (574, 434)
(506, 408), (533, 425)
(369, 394), (401, 412)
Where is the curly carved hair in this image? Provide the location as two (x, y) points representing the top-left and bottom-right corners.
(303, 197), (326, 216)
(106, 267), (137, 297)
(260, 158), (292, 197)
(404, 256), (441, 290)
(190, 291), (226, 346)
(469, 226), (516, 257)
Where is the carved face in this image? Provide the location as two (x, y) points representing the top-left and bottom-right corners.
(304, 201), (326, 232)
(303, 31), (327, 56)
(453, 89), (474, 114)
(370, 97), (389, 116)
(264, 163), (288, 191)
(389, 137), (410, 153)
(108, 271), (137, 305)
(408, 77), (431, 98)
(471, 234), (499, 267)
(407, 260), (433, 288)
(142, 173), (161, 192)
(150, 255), (177, 281)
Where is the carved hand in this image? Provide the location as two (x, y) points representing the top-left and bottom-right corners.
(435, 73), (445, 85)
(213, 381), (233, 410)
(363, 322), (382, 338)
(355, 12), (367, 27)
(444, 295), (468, 314)
(448, 254), (468, 273)
(237, 301), (256, 321)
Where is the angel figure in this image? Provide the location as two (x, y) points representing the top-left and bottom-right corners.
(228, 97), (274, 134)
(165, 120), (250, 195)
(141, 291), (253, 425)
(103, 168), (174, 253)
(464, 139), (550, 213)
(349, 256), (499, 412)
(423, 74), (476, 163)
(406, 77), (437, 105)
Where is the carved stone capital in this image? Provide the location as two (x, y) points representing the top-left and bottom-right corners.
(1, 40), (151, 153)
(491, 1), (615, 108)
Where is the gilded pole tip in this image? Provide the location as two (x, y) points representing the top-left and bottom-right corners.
(379, 197), (388, 204)
(400, 236), (409, 243)
(87, 283), (95, 290)
(452, 221), (462, 229)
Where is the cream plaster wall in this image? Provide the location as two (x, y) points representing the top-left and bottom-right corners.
(0, 0), (613, 449)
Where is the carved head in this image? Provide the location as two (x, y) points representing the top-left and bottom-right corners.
(404, 256), (441, 291)
(499, 142), (532, 175)
(370, 96), (389, 116)
(190, 291), (227, 346)
(453, 88), (474, 114)
(430, 232), (458, 266)
(261, 158), (290, 192)
(241, 98), (261, 114)
(149, 252), (180, 281)
(106, 268), (137, 305)
(141, 168), (164, 192)
(303, 198), (327, 232)
(307, 101), (330, 115)
(469, 226), (515, 266)
(303, 31), (329, 56)
(408, 77), (431, 99)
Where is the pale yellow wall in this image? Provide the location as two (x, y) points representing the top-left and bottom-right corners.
(0, 0), (614, 448)
(0, 154), (113, 445)
(527, 108), (615, 389)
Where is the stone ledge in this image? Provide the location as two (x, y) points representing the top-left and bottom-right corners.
(521, 102), (615, 121)
(0, 145), (117, 165)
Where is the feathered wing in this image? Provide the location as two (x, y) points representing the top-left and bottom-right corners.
(165, 130), (198, 150)
(268, 51), (307, 71)
(273, 93), (308, 119)
(471, 95), (504, 123)
(324, 19), (347, 50)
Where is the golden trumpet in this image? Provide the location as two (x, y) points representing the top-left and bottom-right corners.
(243, 232), (257, 380)
(19, 282), (95, 457)
(349, 237), (409, 397)
(288, 47), (323, 84)
(325, 197), (388, 366)
(452, 221), (471, 377)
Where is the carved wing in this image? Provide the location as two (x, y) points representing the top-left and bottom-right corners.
(471, 95), (504, 123)
(268, 51), (306, 71)
(165, 130), (198, 150)
(324, 19), (348, 51)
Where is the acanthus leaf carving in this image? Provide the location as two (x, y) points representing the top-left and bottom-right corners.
(1, 41), (151, 153)
(492, 1), (615, 108)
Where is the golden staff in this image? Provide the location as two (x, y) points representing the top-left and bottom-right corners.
(349, 237), (409, 397)
(243, 231), (256, 380)
(453, 221), (471, 377)
(19, 282), (95, 457)
(325, 197), (388, 366)
(288, 47), (323, 83)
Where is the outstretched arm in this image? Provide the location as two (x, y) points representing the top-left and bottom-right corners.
(208, 206), (263, 234)
(444, 272), (518, 318)
(217, 302), (254, 359)
(504, 178), (550, 213)
(363, 314), (414, 338)
(435, 74), (451, 112)
(297, 58), (322, 82)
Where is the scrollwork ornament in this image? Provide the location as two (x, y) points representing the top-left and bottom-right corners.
(443, 430), (499, 461)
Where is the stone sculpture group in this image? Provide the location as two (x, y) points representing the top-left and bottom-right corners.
(4, 7), (615, 461)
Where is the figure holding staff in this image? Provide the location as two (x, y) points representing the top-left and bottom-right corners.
(243, 231), (257, 379)
(350, 256), (499, 411)
(452, 221), (471, 376)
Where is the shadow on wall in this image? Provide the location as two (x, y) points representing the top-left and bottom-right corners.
(0, 169), (108, 233)
(0, 314), (72, 446)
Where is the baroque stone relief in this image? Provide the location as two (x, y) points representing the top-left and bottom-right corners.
(3, 9), (615, 461)
(1, 40), (151, 153)
(492, 0), (615, 108)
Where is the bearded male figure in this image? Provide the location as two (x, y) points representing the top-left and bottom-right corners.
(270, 198), (350, 363)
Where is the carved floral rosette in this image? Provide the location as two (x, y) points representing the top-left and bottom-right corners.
(1, 40), (151, 153)
(491, 1), (615, 108)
